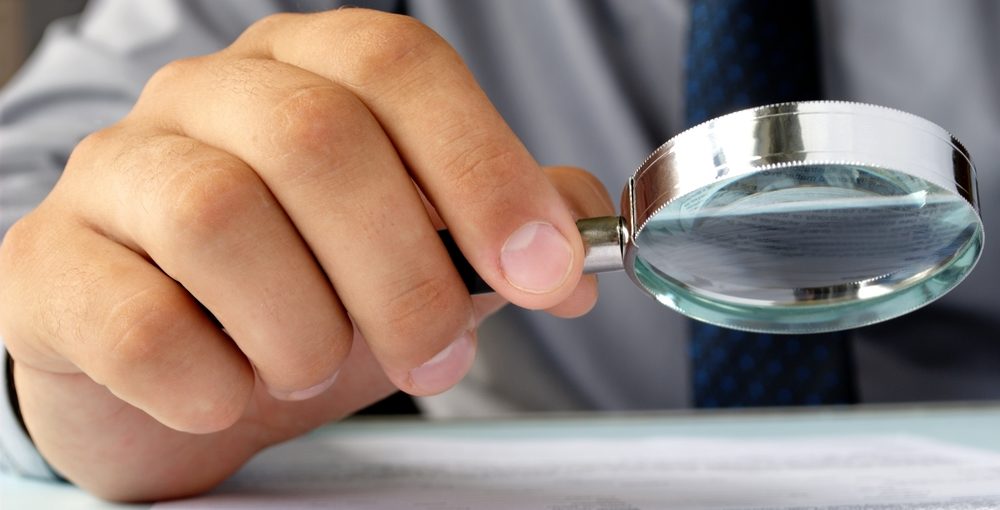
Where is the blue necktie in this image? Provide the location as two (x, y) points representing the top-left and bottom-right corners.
(685, 0), (857, 407)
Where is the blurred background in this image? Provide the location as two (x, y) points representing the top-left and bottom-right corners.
(0, 0), (87, 86)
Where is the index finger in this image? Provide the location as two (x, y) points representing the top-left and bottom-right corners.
(231, 10), (584, 309)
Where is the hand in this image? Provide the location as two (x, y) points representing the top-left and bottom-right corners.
(0, 9), (614, 501)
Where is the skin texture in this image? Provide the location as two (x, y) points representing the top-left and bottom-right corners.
(0, 9), (614, 502)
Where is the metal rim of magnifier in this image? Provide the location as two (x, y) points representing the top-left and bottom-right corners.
(616, 100), (983, 333)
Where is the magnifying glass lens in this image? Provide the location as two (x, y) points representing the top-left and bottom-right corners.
(631, 163), (983, 333)
(438, 103), (982, 335)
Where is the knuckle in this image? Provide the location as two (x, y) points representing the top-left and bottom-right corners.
(143, 57), (202, 97)
(243, 12), (299, 42)
(64, 124), (137, 184)
(101, 286), (249, 433)
(0, 218), (40, 342)
(100, 287), (190, 376)
(381, 270), (468, 355)
(1, 215), (113, 362)
(262, 325), (352, 392)
(156, 158), (262, 249)
(441, 137), (523, 201)
(172, 387), (246, 434)
(70, 127), (115, 164)
(0, 216), (39, 273)
(269, 86), (363, 173)
(339, 13), (447, 87)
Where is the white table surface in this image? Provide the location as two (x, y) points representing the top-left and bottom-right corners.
(5, 403), (1000, 509)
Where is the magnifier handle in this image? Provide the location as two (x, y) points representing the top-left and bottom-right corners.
(439, 216), (626, 295)
(437, 230), (495, 294)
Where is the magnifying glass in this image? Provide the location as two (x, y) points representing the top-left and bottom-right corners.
(443, 101), (984, 334)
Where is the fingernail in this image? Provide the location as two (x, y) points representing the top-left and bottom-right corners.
(269, 371), (339, 401)
(500, 221), (574, 294)
(408, 331), (475, 395)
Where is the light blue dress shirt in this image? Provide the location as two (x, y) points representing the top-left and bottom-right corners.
(2, 0), (999, 480)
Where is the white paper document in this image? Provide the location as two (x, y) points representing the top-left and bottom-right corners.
(156, 433), (1000, 509)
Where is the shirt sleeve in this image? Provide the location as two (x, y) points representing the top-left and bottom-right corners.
(0, 341), (57, 479)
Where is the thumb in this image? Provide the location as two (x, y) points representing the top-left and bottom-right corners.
(421, 166), (616, 319)
(542, 166), (616, 318)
